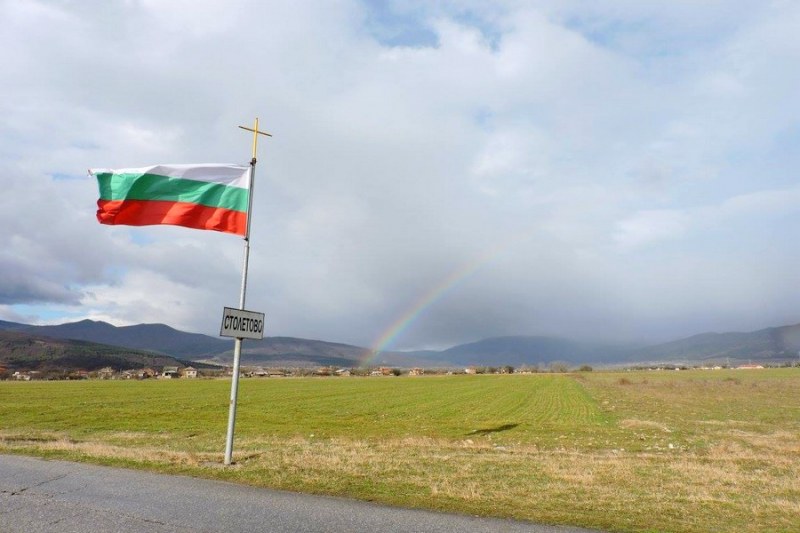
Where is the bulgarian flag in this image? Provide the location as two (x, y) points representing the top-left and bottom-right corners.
(90, 164), (251, 236)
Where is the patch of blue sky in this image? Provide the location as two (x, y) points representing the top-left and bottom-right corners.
(128, 230), (155, 246)
(50, 172), (84, 181)
(359, 1), (504, 50)
(450, 9), (503, 51)
(10, 304), (75, 324)
(472, 107), (494, 130)
(360, 0), (438, 47)
(772, 123), (800, 158)
(562, 11), (734, 63)
(562, 14), (645, 50)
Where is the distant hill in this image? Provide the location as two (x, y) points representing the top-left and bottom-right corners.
(2, 318), (799, 370)
(368, 349), (456, 369)
(0, 330), (191, 372)
(435, 336), (630, 367)
(0, 319), (369, 369)
(9, 319), (231, 358)
(628, 324), (800, 364)
(429, 326), (800, 368)
(207, 336), (370, 367)
(0, 320), (30, 331)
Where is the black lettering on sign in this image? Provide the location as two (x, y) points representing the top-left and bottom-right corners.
(221, 308), (265, 339)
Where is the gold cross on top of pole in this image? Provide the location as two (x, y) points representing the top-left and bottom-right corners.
(238, 117), (272, 161)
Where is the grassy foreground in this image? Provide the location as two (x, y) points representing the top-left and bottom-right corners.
(1, 370), (798, 533)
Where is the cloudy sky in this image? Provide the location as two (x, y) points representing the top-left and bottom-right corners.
(2, 0), (799, 351)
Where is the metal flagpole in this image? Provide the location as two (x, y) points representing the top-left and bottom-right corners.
(224, 117), (272, 466)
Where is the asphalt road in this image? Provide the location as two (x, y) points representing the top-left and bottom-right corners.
(0, 454), (605, 533)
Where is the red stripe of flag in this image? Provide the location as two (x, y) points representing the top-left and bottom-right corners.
(97, 199), (247, 236)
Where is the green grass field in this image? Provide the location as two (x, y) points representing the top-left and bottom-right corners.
(1, 370), (798, 532)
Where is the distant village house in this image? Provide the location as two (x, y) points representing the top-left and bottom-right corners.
(181, 366), (198, 378)
(137, 368), (156, 379)
(161, 366), (180, 379)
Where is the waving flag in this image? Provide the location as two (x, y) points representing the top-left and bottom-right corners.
(91, 164), (251, 236)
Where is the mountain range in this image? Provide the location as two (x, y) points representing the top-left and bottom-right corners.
(1, 318), (799, 372)
(0, 328), (192, 373)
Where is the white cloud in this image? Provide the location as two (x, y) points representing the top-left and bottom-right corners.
(78, 268), (222, 331)
(615, 210), (689, 249)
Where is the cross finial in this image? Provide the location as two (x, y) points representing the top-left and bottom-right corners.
(238, 117), (272, 162)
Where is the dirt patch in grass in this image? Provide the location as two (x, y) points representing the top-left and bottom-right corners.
(619, 419), (672, 433)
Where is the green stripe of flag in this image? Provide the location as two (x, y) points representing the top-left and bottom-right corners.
(95, 172), (249, 213)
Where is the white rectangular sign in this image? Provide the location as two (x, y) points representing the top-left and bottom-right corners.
(220, 307), (265, 340)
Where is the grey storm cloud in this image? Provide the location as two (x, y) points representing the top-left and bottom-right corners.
(0, 267), (80, 306)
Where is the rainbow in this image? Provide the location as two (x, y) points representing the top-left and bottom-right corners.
(360, 231), (532, 366)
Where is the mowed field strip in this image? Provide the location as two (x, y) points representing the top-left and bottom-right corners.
(1, 371), (798, 533)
